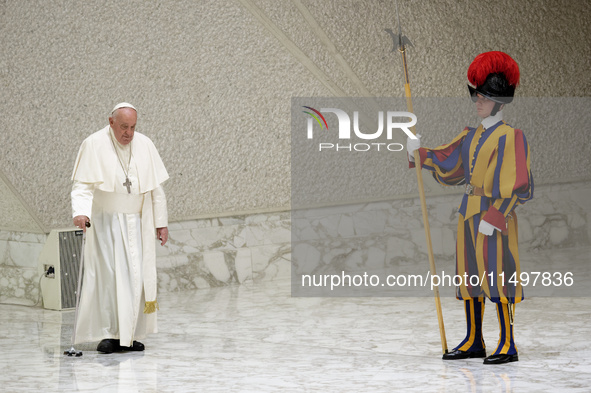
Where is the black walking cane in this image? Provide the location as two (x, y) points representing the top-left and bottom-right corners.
(64, 221), (90, 357)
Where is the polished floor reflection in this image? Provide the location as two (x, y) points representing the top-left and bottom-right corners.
(2, 249), (591, 392)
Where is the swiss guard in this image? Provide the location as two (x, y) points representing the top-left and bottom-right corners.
(406, 51), (534, 364)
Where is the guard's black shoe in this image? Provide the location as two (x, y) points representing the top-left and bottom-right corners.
(97, 339), (120, 354)
(483, 353), (518, 364)
(442, 348), (487, 360)
(119, 341), (145, 352)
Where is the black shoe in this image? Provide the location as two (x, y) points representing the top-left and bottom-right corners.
(97, 339), (120, 354)
(119, 341), (145, 352)
(442, 348), (487, 360)
(483, 353), (518, 364)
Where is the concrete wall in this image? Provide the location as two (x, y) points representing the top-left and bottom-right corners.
(1, 0), (589, 231)
(0, 0), (589, 304)
(2, 181), (589, 305)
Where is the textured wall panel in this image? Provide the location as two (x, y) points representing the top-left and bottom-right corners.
(4, 181), (588, 304)
(0, 0), (589, 232)
(0, 172), (44, 232)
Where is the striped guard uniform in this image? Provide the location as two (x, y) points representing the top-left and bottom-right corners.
(411, 112), (533, 355)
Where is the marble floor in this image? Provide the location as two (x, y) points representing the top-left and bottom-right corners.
(2, 253), (591, 392)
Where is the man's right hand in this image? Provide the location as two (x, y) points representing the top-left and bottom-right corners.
(406, 134), (421, 162)
(73, 215), (90, 232)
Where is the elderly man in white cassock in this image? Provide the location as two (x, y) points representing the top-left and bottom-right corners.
(71, 102), (169, 354)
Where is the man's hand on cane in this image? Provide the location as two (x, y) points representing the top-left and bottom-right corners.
(73, 215), (90, 232)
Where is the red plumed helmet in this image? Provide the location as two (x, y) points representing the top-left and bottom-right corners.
(467, 51), (520, 104)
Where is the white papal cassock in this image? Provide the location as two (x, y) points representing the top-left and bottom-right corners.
(71, 125), (168, 346)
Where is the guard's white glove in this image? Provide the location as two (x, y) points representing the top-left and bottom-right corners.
(406, 134), (421, 162)
(478, 220), (499, 236)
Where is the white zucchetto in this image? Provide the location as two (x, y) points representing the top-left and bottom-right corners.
(111, 102), (137, 114)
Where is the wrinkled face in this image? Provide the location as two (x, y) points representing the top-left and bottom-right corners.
(109, 107), (137, 145)
(474, 93), (498, 118)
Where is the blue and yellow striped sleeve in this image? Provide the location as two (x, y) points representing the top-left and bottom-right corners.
(410, 128), (470, 186)
(482, 128), (534, 229)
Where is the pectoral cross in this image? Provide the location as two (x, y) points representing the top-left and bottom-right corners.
(123, 177), (132, 194)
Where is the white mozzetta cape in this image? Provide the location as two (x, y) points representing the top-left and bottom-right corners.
(72, 125), (169, 193)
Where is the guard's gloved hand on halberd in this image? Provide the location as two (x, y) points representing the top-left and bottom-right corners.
(406, 134), (421, 162)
